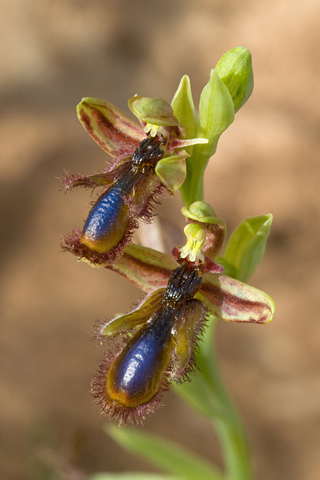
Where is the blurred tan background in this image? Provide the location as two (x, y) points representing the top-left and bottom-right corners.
(1, 0), (319, 479)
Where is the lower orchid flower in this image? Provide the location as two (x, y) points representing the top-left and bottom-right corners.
(91, 261), (207, 425)
(91, 203), (275, 425)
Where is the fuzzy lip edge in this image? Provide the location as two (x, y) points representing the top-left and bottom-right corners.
(89, 263), (208, 425)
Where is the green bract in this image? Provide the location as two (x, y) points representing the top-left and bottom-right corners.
(198, 69), (235, 158)
(171, 75), (198, 140)
(222, 214), (273, 283)
(155, 154), (187, 192)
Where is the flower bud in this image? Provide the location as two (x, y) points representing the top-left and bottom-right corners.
(215, 47), (254, 113)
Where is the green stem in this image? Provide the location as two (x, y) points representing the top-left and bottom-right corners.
(176, 317), (252, 480)
(178, 144), (252, 479)
(180, 148), (208, 206)
(180, 140), (220, 207)
(180, 159), (204, 206)
(205, 319), (252, 480)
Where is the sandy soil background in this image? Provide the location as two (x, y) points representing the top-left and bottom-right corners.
(1, 0), (320, 479)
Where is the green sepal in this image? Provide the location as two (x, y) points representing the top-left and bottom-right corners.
(128, 96), (180, 127)
(181, 201), (217, 223)
(222, 214), (273, 282)
(215, 47), (253, 113)
(198, 69), (235, 158)
(155, 154), (187, 192)
(171, 75), (198, 140)
(108, 426), (223, 480)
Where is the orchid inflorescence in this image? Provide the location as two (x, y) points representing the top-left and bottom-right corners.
(61, 47), (275, 426)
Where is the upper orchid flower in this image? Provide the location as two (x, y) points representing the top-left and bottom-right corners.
(61, 96), (207, 265)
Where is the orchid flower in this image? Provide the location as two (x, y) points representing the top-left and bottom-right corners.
(61, 96), (207, 265)
(91, 203), (275, 425)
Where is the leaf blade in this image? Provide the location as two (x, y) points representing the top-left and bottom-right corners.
(107, 426), (223, 480)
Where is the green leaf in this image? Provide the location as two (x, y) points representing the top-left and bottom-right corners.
(171, 75), (198, 139)
(88, 474), (179, 480)
(107, 426), (223, 480)
(222, 214), (273, 282)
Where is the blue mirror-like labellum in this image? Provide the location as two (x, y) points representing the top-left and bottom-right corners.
(81, 185), (130, 253)
(62, 136), (167, 264)
(107, 308), (174, 407)
(91, 262), (207, 424)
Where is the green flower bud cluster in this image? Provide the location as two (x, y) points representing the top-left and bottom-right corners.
(171, 47), (254, 206)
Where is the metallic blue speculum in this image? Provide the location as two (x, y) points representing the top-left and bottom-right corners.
(113, 309), (173, 398)
(81, 185), (129, 252)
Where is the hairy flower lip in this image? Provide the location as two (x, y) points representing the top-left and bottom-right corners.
(91, 348), (168, 426)
(91, 261), (208, 425)
(91, 247), (275, 425)
(61, 136), (172, 265)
